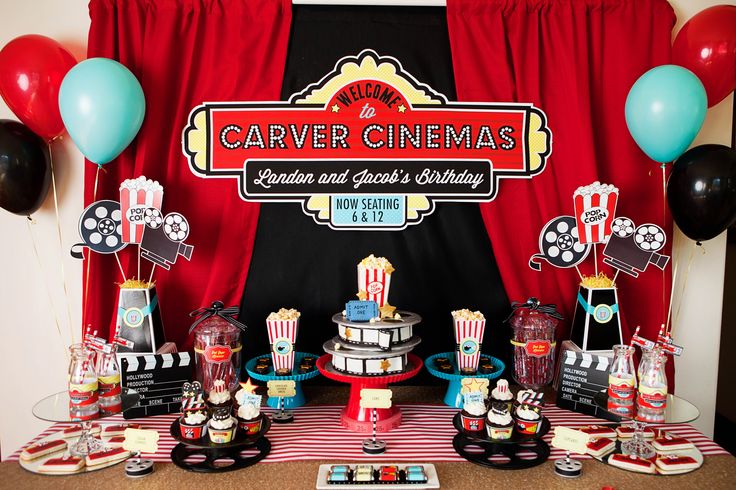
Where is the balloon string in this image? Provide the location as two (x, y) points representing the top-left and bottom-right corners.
(48, 145), (77, 344)
(671, 240), (697, 338)
(665, 262), (678, 334)
(114, 252), (127, 282)
(27, 218), (69, 363)
(662, 164), (667, 329)
(82, 164), (103, 331)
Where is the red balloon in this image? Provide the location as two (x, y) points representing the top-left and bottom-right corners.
(673, 5), (736, 108)
(0, 35), (77, 141)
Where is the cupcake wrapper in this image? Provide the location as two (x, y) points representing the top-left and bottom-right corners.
(515, 418), (540, 435)
(209, 426), (235, 444)
(487, 425), (514, 440)
(238, 417), (263, 435)
(460, 413), (485, 432)
(180, 422), (207, 440)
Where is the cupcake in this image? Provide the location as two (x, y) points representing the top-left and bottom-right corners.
(179, 411), (208, 440)
(490, 379), (513, 411)
(486, 403), (514, 440)
(459, 401), (487, 432)
(236, 403), (264, 435)
(514, 404), (542, 435)
(207, 379), (232, 411)
(208, 408), (236, 444)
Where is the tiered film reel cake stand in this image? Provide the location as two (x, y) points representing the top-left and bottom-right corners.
(424, 352), (505, 408)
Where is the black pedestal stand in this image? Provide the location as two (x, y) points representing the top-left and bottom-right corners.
(169, 418), (271, 473)
(451, 413), (551, 470)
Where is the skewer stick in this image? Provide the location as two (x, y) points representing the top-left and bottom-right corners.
(148, 264), (156, 285)
(574, 265), (584, 282)
(593, 245), (598, 276)
(612, 270), (620, 286)
(113, 252), (127, 281)
(137, 247), (141, 282)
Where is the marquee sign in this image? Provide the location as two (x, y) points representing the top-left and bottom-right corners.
(183, 50), (552, 230)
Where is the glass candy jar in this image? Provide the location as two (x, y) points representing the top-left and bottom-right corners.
(191, 302), (247, 394)
(68, 344), (99, 421)
(95, 351), (122, 416)
(509, 298), (560, 389)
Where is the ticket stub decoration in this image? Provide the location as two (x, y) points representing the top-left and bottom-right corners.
(183, 50), (551, 230)
(345, 300), (379, 322)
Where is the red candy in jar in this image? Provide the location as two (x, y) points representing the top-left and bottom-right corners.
(508, 298), (561, 389)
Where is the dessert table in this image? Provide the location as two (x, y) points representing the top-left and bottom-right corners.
(2, 386), (733, 489)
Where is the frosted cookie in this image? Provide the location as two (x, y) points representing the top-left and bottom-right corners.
(616, 425), (655, 439)
(37, 456), (85, 474)
(20, 439), (67, 461)
(579, 425), (617, 439)
(86, 447), (131, 467)
(652, 434), (695, 453)
(608, 453), (656, 474)
(61, 424), (100, 439)
(655, 454), (700, 474)
(104, 435), (127, 448)
(586, 437), (616, 457)
(101, 423), (141, 438)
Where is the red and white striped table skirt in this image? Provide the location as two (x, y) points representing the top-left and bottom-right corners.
(6, 403), (728, 463)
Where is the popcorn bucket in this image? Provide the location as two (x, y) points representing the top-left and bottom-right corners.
(120, 176), (164, 244)
(454, 319), (486, 374)
(266, 319), (299, 375)
(573, 182), (618, 245)
(357, 264), (392, 307)
(115, 285), (165, 355)
(570, 285), (622, 353)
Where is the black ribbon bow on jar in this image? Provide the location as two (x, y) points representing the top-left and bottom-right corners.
(188, 301), (248, 334)
(505, 297), (564, 322)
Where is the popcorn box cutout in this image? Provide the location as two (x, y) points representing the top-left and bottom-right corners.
(115, 285), (165, 356)
(570, 285), (623, 353)
(345, 300), (379, 322)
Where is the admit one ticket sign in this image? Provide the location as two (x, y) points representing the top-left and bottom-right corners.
(183, 50), (551, 230)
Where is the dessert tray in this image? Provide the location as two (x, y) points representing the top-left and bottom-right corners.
(245, 352), (321, 409)
(424, 352), (505, 408)
(315, 463), (440, 489)
(18, 423), (139, 476)
(451, 412), (551, 470)
(169, 415), (271, 473)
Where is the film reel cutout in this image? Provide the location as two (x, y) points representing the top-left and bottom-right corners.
(635, 223), (666, 252)
(143, 208), (163, 229)
(611, 217), (635, 238)
(163, 212), (189, 242)
(77, 200), (126, 254)
(536, 216), (590, 268)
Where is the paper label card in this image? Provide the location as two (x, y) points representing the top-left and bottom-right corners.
(551, 426), (590, 455)
(123, 428), (160, 453)
(460, 378), (489, 396)
(360, 388), (393, 409)
(267, 380), (296, 398)
(346, 300), (379, 322)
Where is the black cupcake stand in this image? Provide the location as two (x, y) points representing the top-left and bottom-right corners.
(169, 416), (271, 473)
(451, 413), (551, 470)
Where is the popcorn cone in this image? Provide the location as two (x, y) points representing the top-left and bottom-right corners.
(454, 319), (486, 374)
(266, 319), (299, 374)
(357, 264), (392, 307)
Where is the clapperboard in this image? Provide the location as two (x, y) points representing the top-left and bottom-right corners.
(120, 352), (193, 419)
(554, 341), (617, 421)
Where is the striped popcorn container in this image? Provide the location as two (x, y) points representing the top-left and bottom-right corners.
(573, 181), (619, 245)
(453, 316), (486, 375)
(120, 176), (164, 244)
(266, 318), (299, 375)
(357, 264), (392, 307)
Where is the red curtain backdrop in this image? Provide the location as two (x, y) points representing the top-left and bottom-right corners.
(447, 0), (675, 378)
(83, 0), (292, 348)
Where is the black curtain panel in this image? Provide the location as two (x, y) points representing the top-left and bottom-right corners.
(239, 5), (511, 384)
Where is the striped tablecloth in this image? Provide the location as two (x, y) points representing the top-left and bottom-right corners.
(6, 404), (728, 462)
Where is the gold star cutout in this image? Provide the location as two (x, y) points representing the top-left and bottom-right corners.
(239, 378), (258, 394)
(380, 359), (391, 372)
(344, 327), (352, 339)
(460, 377), (489, 395)
(356, 290), (368, 301)
(331, 104), (340, 113)
(379, 302), (396, 319)
(397, 104), (407, 113)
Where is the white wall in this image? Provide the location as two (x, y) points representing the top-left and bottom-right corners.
(0, 0), (731, 458)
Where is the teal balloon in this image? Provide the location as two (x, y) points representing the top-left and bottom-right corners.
(625, 65), (707, 163)
(59, 58), (145, 164)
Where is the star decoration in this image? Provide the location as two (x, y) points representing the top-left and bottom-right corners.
(397, 104), (407, 113)
(331, 104), (340, 113)
(344, 327), (352, 339)
(239, 378), (258, 394)
(460, 377), (489, 395)
(380, 359), (391, 372)
(379, 303), (396, 319)
(356, 289), (368, 301)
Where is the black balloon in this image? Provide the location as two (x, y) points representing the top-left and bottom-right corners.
(0, 120), (51, 216)
(667, 144), (736, 243)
